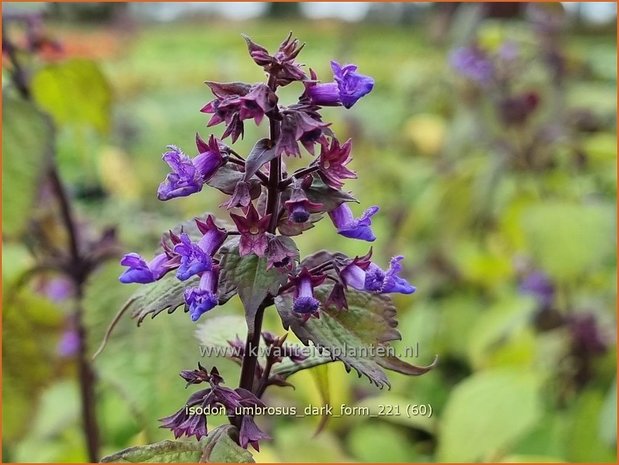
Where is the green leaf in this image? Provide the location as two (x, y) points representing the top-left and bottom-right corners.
(244, 138), (277, 181)
(2, 289), (63, 441)
(101, 425), (254, 463)
(2, 94), (53, 237)
(275, 285), (436, 388)
(438, 369), (543, 462)
(566, 389), (616, 462)
(219, 245), (289, 333)
(31, 59), (112, 133)
(520, 202), (615, 282)
(270, 353), (334, 379)
(123, 273), (198, 325)
(347, 422), (421, 462)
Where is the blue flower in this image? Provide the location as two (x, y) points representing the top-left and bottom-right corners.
(184, 268), (220, 322)
(157, 138), (223, 201)
(174, 216), (227, 281)
(329, 203), (379, 242)
(119, 252), (171, 284)
(291, 268), (325, 315)
(341, 255), (415, 295)
(306, 62), (374, 109)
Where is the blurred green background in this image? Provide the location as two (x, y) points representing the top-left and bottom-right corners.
(2, 2), (617, 463)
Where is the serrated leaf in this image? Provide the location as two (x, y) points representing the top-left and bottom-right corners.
(2, 94), (53, 237)
(270, 354), (334, 379)
(275, 285), (436, 388)
(306, 174), (357, 211)
(219, 245), (288, 333)
(124, 273), (198, 325)
(31, 59), (111, 133)
(101, 425), (254, 463)
(244, 138), (277, 181)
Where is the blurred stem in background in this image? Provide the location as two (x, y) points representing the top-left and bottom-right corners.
(3, 18), (114, 461)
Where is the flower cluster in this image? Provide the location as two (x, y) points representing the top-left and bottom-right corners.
(119, 33), (419, 449)
(160, 364), (268, 450)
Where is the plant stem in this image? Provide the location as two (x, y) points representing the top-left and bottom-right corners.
(238, 304), (266, 393)
(279, 164), (319, 188)
(74, 284), (101, 462)
(237, 73), (281, 400)
(49, 167), (101, 462)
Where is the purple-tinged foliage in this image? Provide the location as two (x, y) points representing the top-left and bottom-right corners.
(329, 203), (379, 242)
(243, 32), (306, 87)
(277, 104), (329, 157)
(202, 82), (277, 142)
(265, 236), (297, 270)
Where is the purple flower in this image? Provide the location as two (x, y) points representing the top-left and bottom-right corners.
(318, 138), (356, 189)
(291, 268), (326, 315)
(329, 203), (379, 242)
(230, 204), (271, 257)
(157, 139), (224, 201)
(341, 254), (415, 295)
(57, 328), (79, 357)
(519, 270), (555, 308)
(174, 216), (227, 281)
(38, 277), (73, 302)
(309, 61), (374, 109)
(449, 46), (494, 84)
(239, 415), (270, 451)
(265, 236), (298, 270)
(119, 252), (173, 284)
(184, 267), (220, 321)
(284, 179), (323, 224)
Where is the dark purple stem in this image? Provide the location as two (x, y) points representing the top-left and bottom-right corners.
(279, 164), (319, 189)
(237, 73), (281, 399)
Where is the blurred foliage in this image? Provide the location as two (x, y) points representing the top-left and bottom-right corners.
(2, 5), (617, 463)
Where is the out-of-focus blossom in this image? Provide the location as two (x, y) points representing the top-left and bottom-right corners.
(57, 328), (79, 357)
(519, 270), (555, 308)
(449, 46), (494, 84)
